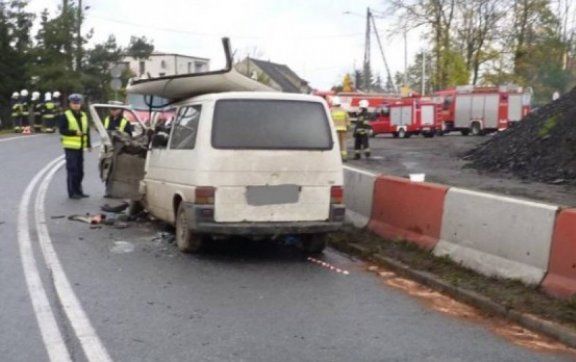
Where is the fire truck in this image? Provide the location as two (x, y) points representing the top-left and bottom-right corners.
(433, 85), (532, 136)
(335, 92), (399, 117)
(369, 97), (440, 138)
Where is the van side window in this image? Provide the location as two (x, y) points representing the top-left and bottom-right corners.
(170, 105), (202, 150)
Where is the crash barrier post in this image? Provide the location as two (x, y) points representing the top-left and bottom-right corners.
(368, 175), (448, 250)
(343, 167), (377, 228)
(542, 209), (576, 298)
(434, 188), (558, 285)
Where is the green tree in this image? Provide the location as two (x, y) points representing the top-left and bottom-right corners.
(127, 36), (154, 60)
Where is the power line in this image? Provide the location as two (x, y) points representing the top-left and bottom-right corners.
(88, 13), (364, 40)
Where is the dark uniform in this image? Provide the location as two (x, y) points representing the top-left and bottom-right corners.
(57, 105), (91, 199)
(10, 98), (22, 132)
(104, 114), (133, 136)
(19, 98), (30, 128)
(353, 109), (371, 159)
(41, 101), (58, 133)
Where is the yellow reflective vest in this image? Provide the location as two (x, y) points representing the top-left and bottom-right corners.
(61, 110), (89, 150)
(331, 107), (350, 132)
(104, 116), (129, 133)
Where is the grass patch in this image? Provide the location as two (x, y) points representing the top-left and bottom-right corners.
(329, 227), (576, 330)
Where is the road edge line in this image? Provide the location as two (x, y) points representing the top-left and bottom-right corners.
(17, 156), (72, 362)
(35, 159), (112, 362)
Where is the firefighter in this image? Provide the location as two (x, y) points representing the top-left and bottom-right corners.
(330, 96), (350, 161)
(10, 91), (21, 133)
(19, 89), (30, 130)
(57, 94), (91, 199)
(104, 101), (132, 136)
(41, 92), (57, 133)
(31, 91), (42, 133)
(353, 99), (371, 159)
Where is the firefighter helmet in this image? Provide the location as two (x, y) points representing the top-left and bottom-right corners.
(53, 91), (61, 99)
(331, 96), (341, 107)
(20, 89), (29, 97)
(31, 91), (40, 101)
(44, 92), (52, 101)
(12, 91), (19, 99)
(359, 99), (369, 109)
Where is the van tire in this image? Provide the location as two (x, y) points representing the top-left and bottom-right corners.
(175, 204), (203, 253)
(398, 128), (407, 139)
(301, 234), (327, 254)
(461, 130), (470, 136)
(471, 122), (484, 136)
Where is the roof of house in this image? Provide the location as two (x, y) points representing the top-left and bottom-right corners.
(249, 58), (308, 93)
(127, 52), (210, 61)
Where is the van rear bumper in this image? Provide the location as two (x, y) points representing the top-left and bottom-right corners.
(183, 203), (344, 236)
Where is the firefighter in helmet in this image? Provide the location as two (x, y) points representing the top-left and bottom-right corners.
(41, 92), (58, 133)
(31, 91), (43, 132)
(10, 91), (22, 133)
(19, 89), (30, 130)
(353, 99), (371, 159)
(330, 96), (350, 161)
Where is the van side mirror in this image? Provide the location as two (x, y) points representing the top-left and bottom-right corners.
(151, 132), (169, 148)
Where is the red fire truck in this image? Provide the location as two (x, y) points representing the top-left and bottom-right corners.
(369, 97), (440, 138)
(336, 92), (399, 116)
(433, 85), (532, 136)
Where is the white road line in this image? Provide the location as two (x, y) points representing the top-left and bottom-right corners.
(35, 159), (112, 362)
(0, 134), (44, 143)
(18, 156), (72, 362)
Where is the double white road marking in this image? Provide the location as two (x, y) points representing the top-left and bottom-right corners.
(18, 156), (111, 361)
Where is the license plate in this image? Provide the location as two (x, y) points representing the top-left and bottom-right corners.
(245, 185), (300, 206)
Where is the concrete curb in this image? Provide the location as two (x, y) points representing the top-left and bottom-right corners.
(331, 241), (576, 350)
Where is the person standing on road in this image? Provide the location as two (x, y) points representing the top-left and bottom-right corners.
(57, 93), (91, 200)
(353, 99), (371, 160)
(104, 101), (132, 136)
(41, 92), (57, 133)
(330, 97), (350, 161)
(19, 89), (30, 131)
(10, 91), (21, 133)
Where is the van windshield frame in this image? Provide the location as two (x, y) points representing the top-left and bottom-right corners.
(211, 99), (334, 151)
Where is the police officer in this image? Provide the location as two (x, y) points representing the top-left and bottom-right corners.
(104, 101), (132, 136)
(57, 94), (91, 199)
(10, 91), (21, 133)
(330, 96), (350, 161)
(353, 99), (371, 159)
(41, 92), (57, 133)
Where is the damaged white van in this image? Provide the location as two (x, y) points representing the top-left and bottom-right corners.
(92, 39), (344, 254)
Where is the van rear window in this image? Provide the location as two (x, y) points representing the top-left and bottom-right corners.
(212, 100), (333, 150)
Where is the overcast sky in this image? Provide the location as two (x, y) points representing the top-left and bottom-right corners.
(28, 0), (425, 90)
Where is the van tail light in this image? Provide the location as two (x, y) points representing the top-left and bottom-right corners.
(331, 186), (344, 204)
(195, 187), (215, 205)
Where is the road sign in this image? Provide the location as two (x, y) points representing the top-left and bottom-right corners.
(110, 78), (122, 91)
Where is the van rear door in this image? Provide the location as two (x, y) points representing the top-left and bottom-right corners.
(208, 99), (341, 223)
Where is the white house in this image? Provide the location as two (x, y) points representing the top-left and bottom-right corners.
(123, 52), (210, 78)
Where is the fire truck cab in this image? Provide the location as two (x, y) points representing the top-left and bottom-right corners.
(370, 97), (439, 138)
(434, 85), (531, 136)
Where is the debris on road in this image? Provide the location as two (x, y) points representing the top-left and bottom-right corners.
(101, 201), (129, 213)
(68, 213), (107, 224)
(50, 215), (66, 219)
(466, 87), (576, 184)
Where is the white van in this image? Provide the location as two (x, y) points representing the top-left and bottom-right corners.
(93, 92), (345, 253)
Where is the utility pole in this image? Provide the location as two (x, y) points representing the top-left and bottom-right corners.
(421, 52), (426, 95)
(363, 7), (371, 92)
(76, 0), (83, 72)
(370, 14), (397, 94)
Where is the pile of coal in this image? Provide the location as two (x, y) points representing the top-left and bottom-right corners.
(466, 87), (576, 184)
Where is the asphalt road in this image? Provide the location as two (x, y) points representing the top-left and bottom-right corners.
(346, 133), (576, 207)
(0, 133), (574, 361)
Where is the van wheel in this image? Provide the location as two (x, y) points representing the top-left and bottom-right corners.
(471, 122), (484, 136)
(392, 132), (399, 138)
(175, 204), (204, 253)
(301, 234), (327, 254)
(398, 128), (407, 138)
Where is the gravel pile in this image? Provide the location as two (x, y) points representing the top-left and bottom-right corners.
(466, 87), (576, 184)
